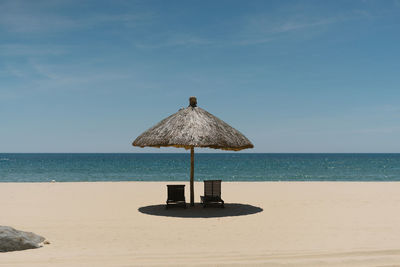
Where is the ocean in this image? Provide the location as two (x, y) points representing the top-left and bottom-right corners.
(0, 153), (400, 182)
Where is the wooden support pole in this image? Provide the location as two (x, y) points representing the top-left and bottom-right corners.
(190, 147), (194, 206)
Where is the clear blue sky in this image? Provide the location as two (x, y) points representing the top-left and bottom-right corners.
(1, 0), (399, 153)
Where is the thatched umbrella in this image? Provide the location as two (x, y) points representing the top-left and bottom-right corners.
(132, 97), (253, 206)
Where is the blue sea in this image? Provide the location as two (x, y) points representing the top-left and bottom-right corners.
(0, 153), (400, 182)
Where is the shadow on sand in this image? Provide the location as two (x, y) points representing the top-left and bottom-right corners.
(138, 203), (263, 218)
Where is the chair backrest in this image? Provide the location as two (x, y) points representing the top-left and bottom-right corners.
(204, 180), (222, 197)
(167, 185), (185, 201)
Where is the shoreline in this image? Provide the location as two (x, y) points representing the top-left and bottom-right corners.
(2, 180), (400, 184)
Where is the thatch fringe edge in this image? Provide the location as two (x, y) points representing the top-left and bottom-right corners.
(132, 143), (254, 151)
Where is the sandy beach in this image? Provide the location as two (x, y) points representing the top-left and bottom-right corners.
(1, 182), (400, 266)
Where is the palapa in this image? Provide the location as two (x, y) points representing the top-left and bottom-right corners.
(132, 97), (253, 206)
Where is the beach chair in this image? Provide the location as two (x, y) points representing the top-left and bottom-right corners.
(166, 185), (186, 209)
(200, 180), (224, 208)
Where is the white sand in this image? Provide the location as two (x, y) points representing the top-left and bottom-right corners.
(1, 182), (400, 266)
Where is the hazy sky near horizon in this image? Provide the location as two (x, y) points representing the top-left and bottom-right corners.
(1, 0), (400, 153)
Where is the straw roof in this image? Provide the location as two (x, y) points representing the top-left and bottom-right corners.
(132, 97), (253, 151)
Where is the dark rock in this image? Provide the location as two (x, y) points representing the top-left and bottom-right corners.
(0, 226), (45, 252)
